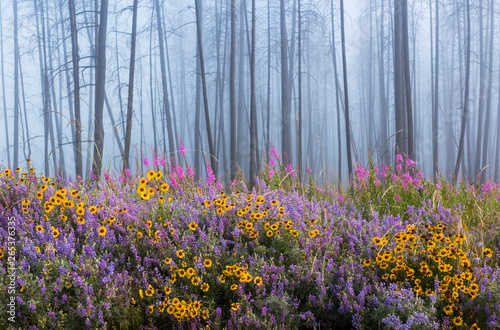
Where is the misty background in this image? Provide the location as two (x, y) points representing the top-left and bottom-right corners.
(0, 0), (498, 186)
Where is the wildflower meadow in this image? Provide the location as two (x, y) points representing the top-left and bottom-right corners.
(1, 151), (499, 329)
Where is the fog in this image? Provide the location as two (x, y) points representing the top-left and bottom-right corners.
(0, 0), (498, 186)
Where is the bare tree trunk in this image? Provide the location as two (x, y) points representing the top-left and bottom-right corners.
(453, 0), (470, 183)
(330, 0), (342, 181)
(340, 0), (352, 178)
(0, 2), (10, 168)
(378, 0), (388, 165)
(154, 0), (176, 163)
(195, 0), (217, 176)
(92, 0), (109, 180)
(297, 0), (302, 183)
(249, 0), (257, 187)
(13, 0), (19, 171)
(229, 0), (237, 180)
(394, 0), (405, 159)
(280, 0), (292, 163)
(123, 0), (138, 171)
(480, 0), (494, 183)
(403, 0), (413, 160)
(474, 0), (486, 177)
(431, 0), (439, 176)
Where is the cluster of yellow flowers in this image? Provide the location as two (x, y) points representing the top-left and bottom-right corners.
(366, 224), (483, 329)
(219, 262), (263, 288)
(136, 170), (169, 200)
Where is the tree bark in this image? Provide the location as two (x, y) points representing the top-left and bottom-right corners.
(453, 0), (470, 183)
(340, 0), (352, 179)
(195, 0), (217, 176)
(123, 0), (138, 171)
(92, 0), (109, 180)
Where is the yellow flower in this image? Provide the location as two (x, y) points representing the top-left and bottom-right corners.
(443, 305), (454, 315)
(177, 250), (185, 259)
(189, 222), (198, 231)
(230, 284), (238, 291)
(98, 226), (107, 236)
(34, 246), (41, 253)
(145, 285), (154, 296)
(452, 316), (463, 326)
(309, 230), (316, 238)
(191, 276), (201, 285)
(372, 237), (382, 245)
(139, 289), (143, 298)
(254, 276), (263, 286)
(266, 230), (273, 237)
(201, 283), (209, 292)
(164, 258), (172, 265)
(231, 302), (240, 311)
(362, 259), (372, 267)
(147, 170), (156, 180)
(36, 225), (44, 233)
(203, 259), (212, 268)
(52, 228), (60, 238)
(89, 206), (97, 214)
(484, 248), (493, 258)
(164, 285), (171, 294)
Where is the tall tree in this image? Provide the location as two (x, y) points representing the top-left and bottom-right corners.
(123, 0), (138, 171)
(0, 2), (10, 168)
(249, 0), (257, 187)
(453, 0), (471, 183)
(340, 0), (352, 178)
(195, 0), (217, 175)
(297, 0), (302, 183)
(432, 0), (439, 176)
(92, 0), (109, 180)
(280, 0), (292, 163)
(403, 0), (413, 160)
(13, 0), (19, 171)
(154, 0), (176, 163)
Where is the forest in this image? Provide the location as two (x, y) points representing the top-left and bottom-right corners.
(0, 0), (498, 185)
(1, 1), (500, 330)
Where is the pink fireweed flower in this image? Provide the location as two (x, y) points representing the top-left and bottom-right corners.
(175, 166), (185, 180)
(270, 148), (280, 160)
(496, 195), (500, 202)
(380, 165), (388, 178)
(179, 144), (186, 157)
(286, 164), (294, 177)
(306, 168), (312, 173)
(337, 195), (344, 203)
(170, 177), (179, 188)
(268, 169), (275, 179)
(481, 182), (494, 192)
(406, 158), (415, 168)
(143, 158), (150, 167)
(270, 158), (276, 167)
(354, 167), (369, 182)
(394, 194), (402, 203)
(206, 161), (215, 185)
(186, 167), (194, 178)
(396, 154), (403, 164)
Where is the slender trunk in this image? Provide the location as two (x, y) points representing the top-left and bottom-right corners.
(195, 0), (217, 176)
(123, 0), (138, 171)
(480, 0), (494, 182)
(453, 0), (470, 183)
(0, 3), (10, 168)
(91, 0), (109, 180)
(403, 0), (413, 160)
(230, 0), (237, 180)
(13, 0), (19, 171)
(249, 0), (257, 187)
(340, 0), (352, 178)
(297, 0), (302, 183)
(155, 0), (175, 163)
(475, 0), (487, 177)
(280, 0), (292, 163)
